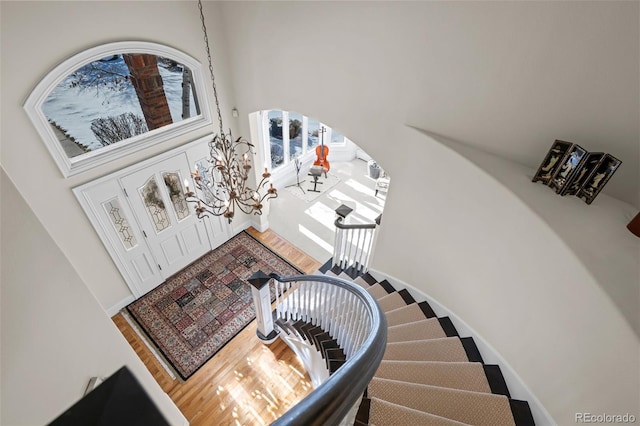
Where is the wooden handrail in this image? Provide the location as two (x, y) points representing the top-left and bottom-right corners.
(334, 216), (377, 230)
(269, 273), (387, 426)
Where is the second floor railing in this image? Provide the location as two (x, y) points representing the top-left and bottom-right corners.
(248, 271), (387, 426)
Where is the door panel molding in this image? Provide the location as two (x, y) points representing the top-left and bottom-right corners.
(73, 135), (232, 299)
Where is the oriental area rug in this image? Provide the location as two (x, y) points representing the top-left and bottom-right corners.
(126, 231), (301, 380)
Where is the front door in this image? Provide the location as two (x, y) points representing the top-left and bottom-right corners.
(120, 153), (211, 280)
(77, 178), (165, 297)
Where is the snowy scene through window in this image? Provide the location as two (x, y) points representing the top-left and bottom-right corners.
(42, 53), (199, 158)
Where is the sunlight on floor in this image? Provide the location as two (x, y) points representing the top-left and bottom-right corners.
(298, 224), (334, 254)
(206, 344), (313, 426)
(343, 178), (376, 198)
(304, 201), (338, 231)
(268, 159), (388, 264)
(327, 188), (382, 223)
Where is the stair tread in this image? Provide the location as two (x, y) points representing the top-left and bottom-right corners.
(338, 271), (353, 282)
(387, 318), (447, 342)
(312, 331), (332, 348)
(398, 288), (416, 305)
(384, 337), (469, 362)
(366, 283), (389, 299)
(377, 292), (407, 312)
(385, 303), (429, 327)
(378, 279), (396, 293)
(324, 269), (340, 278)
(328, 358), (346, 374)
(369, 397), (470, 426)
(509, 399), (536, 426)
(305, 325), (324, 344)
(353, 275), (371, 290)
(324, 348), (346, 360)
(376, 360), (491, 393)
(360, 272), (378, 285)
(368, 377), (515, 426)
(317, 258), (333, 274)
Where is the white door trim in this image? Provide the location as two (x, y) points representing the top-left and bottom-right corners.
(73, 135), (232, 299)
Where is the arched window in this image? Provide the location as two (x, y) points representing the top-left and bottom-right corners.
(24, 41), (212, 177)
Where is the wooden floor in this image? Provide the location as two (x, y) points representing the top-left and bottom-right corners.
(113, 227), (324, 425)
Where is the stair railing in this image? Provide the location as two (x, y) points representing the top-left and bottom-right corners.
(249, 272), (387, 426)
(333, 204), (382, 274)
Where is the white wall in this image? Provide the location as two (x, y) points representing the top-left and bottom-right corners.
(373, 127), (639, 424)
(220, 0), (638, 207)
(0, 169), (186, 425)
(216, 1), (640, 423)
(427, 128), (640, 335)
(0, 1), (240, 310)
(1, 1), (638, 423)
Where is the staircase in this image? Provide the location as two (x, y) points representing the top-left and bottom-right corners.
(313, 263), (536, 426)
(263, 205), (537, 424)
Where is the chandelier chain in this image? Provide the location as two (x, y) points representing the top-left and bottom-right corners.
(186, 0), (278, 223)
(198, 0), (224, 134)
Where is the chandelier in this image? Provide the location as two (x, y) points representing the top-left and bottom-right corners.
(185, 0), (277, 223)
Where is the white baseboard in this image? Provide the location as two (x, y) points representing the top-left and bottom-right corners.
(107, 295), (135, 317)
(229, 217), (270, 235)
(250, 218), (269, 232)
(368, 268), (555, 426)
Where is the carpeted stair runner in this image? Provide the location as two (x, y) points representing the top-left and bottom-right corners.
(375, 360), (492, 393)
(376, 292), (408, 312)
(384, 337), (470, 362)
(368, 378), (515, 425)
(365, 283), (389, 300)
(319, 263), (535, 425)
(387, 318), (447, 342)
(367, 397), (468, 426)
(385, 304), (431, 327)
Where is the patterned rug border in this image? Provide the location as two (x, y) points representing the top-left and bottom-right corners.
(241, 230), (304, 277)
(125, 230), (302, 381)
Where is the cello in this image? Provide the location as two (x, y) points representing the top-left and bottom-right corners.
(313, 126), (330, 176)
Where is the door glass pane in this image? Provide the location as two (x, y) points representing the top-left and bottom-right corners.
(288, 112), (303, 160)
(268, 110), (284, 169)
(163, 171), (190, 221)
(102, 198), (137, 249)
(195, 158), (216, 205)
(139, 176), (170, 233)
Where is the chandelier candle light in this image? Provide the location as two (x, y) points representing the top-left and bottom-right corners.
(185, 0), (277, 223)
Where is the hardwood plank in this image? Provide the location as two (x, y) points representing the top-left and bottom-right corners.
(246, 227), (323, 274)
(113, 227), (317, 425)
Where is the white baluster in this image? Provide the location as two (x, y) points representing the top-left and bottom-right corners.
(335, 287), (346, 348)
(320, 283), (327, 331)
(328, 285), (338, 338)
(351, 305), (363, 353)
(342, 293), (351, 356)
(336, 229), (339, 267)
(275, 279), (282, 321)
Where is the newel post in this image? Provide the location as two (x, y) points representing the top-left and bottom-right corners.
(247, 270), (279, 344)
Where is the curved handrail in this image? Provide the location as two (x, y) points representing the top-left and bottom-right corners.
(269, 273), (387, 426)
(334, 215), (377, 230)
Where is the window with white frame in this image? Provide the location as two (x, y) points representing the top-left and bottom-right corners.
(24, 41), (212, 177)
(262, 109), (347, 171)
